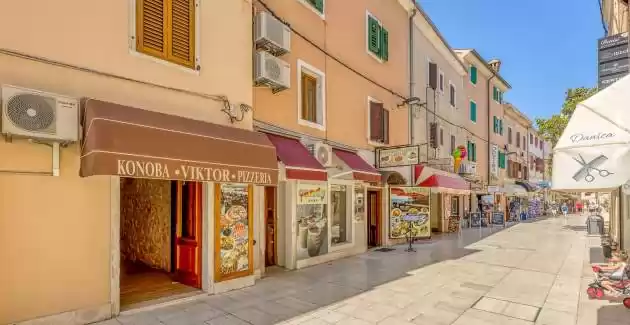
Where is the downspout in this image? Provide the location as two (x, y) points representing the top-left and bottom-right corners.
(526, 126), (530, 182)
(486, 74), (496, 185)
(408, 7), (417, 185)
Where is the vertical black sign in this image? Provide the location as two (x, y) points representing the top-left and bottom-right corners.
(598, 32), (629, 90)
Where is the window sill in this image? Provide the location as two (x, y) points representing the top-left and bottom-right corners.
(367, 50), (386, 64)
(368, 140), (386, 147)
(297, 0), (325, 20)
(298, 119), (326, 131)
(129, 50), (200, 76)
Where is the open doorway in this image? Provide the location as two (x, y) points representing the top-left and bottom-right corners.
(367, 190), (381, 248)
(264, 186), (276, 267)
(119, 179), (203, 310)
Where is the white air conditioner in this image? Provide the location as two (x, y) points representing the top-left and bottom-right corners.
(459, 161), (477, 175)
(1, 85), (78, 142)
(254, 51), (290, 93)
(255, 11), (291, 56)
(311, 142), (333, 168)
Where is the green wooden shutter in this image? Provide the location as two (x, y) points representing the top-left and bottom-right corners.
(314, 0), (324, 13)
(467, 141), (472, 161)
(380, 28), (389, 61)
(499, 91), (503, 103)
(493, 116), (498, 133)
(499, 119), (504, 135)
(470, 101), (477, 122)
(472, 143), (477, 162)
(470, 66), (477, 84)
(368, 16), (380, 55)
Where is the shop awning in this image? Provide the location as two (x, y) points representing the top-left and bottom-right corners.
(332, 149), (381, 183)
(504, 183), (528, 197)
(265, 133), (327, 181)
(413, 165), (470, 194)
(80, 99), (278, 184)
(552, 74), (630, 191)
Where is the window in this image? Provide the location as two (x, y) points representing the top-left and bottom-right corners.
(516, 132), (521, 147)
(302, 0), (324, 14)
(523, 136), (526, 149)
(499, 119), (503, 135)
(368, 98), (389, 144)
(298, 60), (325, 129)
(535, 137), (539, 147)
(450, 135), (456, 154)
(508, 127), (512, 144)
(470, 65), (478, 85)
(467, 141), (477, 162)
(296, 184), (328, 259)
(530, 134), (533, 144)
(440, 128), (444, 146)
(136, 0), (196, 69)
(367, 14), (388, 61)
(498, 152), (506, 169)
(439, 71), (445, 93)
(469, 100), (477, 122)
(449, 83), (456, 107)
(331, 184), (351, 245)
(493, 86), (504, 103)
(493, 117), (503, 134)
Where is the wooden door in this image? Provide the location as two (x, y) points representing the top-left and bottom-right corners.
(264, 186), (276, 267)
(367, 190), (380, 247)
(173, 181), (202, 288)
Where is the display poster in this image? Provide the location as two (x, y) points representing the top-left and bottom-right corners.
(354, 186), (365, 222)
(492, 212), (505, 225)
(389, 187), (431, 239)
(216, 184), (251, 281)
(296, 184), (328, 260)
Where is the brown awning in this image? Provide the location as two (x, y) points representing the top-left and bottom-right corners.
(80, 99), (278, 185)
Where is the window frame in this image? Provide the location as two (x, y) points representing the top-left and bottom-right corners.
(439, 70), (445, 93)
(297, 59), (326, 131)
(449, 82), (456, 108)
(328, 179), (355, 252)
(469, 100), (477, 123)
(450, 135), (456, 155)
(440, 127), (444, 146)
(469, 65), (478, 85)
(130, 0), (201, 72)
(516, 131), (521, 148)
(297, 0), (325, 19)
(367, 96), (389, 145)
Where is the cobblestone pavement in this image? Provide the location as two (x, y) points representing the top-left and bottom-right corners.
(97, 215), (629, 325)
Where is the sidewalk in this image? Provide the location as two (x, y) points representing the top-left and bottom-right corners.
(97, 215), (628, 325)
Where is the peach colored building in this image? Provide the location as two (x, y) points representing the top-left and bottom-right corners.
(456, 50), (511, 215)
(0, 1), (279, 324)
(252, 0), (413, 261)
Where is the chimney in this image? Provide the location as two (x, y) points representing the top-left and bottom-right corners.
(488, 59), (501, 73)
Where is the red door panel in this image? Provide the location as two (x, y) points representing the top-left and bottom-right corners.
(175, 181), (202, 288)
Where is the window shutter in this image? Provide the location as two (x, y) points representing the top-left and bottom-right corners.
(380, 28), (389, 61)
(168, 0), (195, 68)
(472, 143), (477, 162)
(467, 141), (471, 161)
(382, 108), (389, 144)
(470, 101), (476, 122)
(493, 116), (497, 133)
(314, 0), (324, 13)
(137, 0), (168, 58)
(370, 101), (383, 141)
(368, 16), (381, 55)
(470, 66), (477, 84)
(499, 119), (503, 135)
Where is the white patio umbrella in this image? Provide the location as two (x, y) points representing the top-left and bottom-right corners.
(552, 74), (630, 191)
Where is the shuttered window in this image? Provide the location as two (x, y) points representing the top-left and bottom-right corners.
(467, 141), (477, 162)
(369, 100), (389, 144)
(469, 101), (477, 122)
(301, 72), (318, 123)
(470, 65), (477, 84)
(306, 0), (324, 13)
(498, 152), (506, 169)
(367, 14), (388, 62)
(136, 0), (196, 69)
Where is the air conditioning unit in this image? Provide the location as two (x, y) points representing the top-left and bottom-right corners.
(1, 85), (79, 142)
(254, 51), (290, 93)
(255, 11), (291, 56)
(459, 161), (477, 175)
(309, 142), (333, 168)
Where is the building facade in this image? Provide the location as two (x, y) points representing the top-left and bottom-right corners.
(602, 0), (629, 35)
(0, 1), (279, 324)
(252, 0), (411, 268)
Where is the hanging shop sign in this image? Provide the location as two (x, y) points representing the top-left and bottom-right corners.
(297, 184), (326, 205)
(490, 144), (499, 178)
(389, 187), (431, 239)
(598, 32), (629, 90)
(376, 145), (420, 168)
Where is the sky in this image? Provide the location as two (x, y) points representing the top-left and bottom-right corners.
(419, 0), (604, 121)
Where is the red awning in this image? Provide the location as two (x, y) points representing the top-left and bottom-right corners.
(414, 165), (470, 194)
(333, 149), (381, 183)
(265, 133), (327, 181)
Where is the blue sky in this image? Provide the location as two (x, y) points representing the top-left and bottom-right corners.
(420, 0), (604, 121)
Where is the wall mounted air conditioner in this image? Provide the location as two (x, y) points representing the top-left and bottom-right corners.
(308, 142), (333, 168)
(254, 51), (290, 93)
(1, 85), (79, 142)
(255, 11), (291, 56)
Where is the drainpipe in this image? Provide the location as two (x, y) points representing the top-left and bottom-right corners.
(408, 8), (417, 185)
(486, 74), (496, 185)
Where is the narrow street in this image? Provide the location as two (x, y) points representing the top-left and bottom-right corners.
(98, 215), (627, 325)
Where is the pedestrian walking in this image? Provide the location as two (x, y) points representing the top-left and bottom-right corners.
(561, 202), (569, 216)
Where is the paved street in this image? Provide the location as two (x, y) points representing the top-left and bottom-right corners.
(98, 215), (629, 325)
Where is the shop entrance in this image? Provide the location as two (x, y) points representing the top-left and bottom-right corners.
(264, 186), (277, 267)
(367, 190), (381, 247)
(119, 179), (202, 310)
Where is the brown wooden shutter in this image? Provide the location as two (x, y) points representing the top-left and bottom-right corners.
(382, 108), (389, 144)
(137, 0), (168, 58)
(369, 102), (383, 141)
(168, 0), (195, 68)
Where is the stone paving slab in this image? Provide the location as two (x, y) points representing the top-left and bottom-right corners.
(95, 215), (629, 325)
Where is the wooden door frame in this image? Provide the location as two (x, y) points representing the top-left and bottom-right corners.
(367, 188), (382, 247)
(264, 186), (277, 267)
(173, 181), (203, 288)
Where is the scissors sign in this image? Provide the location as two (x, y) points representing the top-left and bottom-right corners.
(571, 154), (613, 183)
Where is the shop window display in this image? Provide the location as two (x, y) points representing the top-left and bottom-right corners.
(215, 184), (252, 282)
(296, 184), (328, 259)
(354, 186), (365, 222)
(331, 184), (352, 245)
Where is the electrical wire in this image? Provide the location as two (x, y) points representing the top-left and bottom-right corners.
(255, 0), (491, 144)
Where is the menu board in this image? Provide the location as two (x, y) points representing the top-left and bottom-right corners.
(377, 145), (420, 168)
(215, 184), (251, 281)
(491, 212), (505, 226)
(470, 212), (482, 227)
(389, 187), (431, 239)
